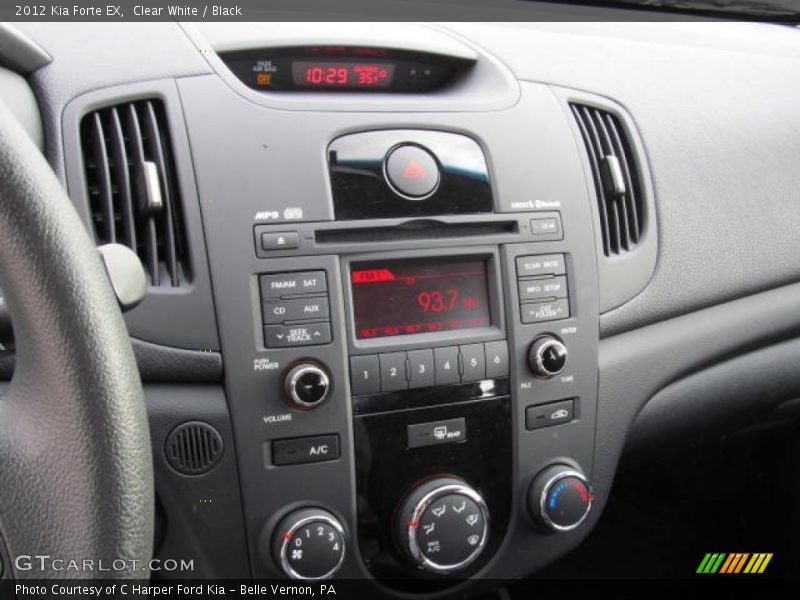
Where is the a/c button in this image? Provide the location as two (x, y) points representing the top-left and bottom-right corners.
(272, 434), (340, 466)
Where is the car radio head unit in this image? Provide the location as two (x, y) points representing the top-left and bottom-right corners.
(351, 256), (492, 340)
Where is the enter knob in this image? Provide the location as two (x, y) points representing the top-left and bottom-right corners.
(528, 335), (568, 378)
(282, 362), (331, 409)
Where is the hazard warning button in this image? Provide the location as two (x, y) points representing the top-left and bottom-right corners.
(384, 144), (440, 199)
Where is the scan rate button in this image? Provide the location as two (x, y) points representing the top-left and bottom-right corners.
(385, 144), (440, 199)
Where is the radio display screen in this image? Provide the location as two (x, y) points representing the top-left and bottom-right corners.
(351, 258), (491, 340)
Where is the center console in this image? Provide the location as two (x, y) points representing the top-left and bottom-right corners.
(174, 27), (600, 590)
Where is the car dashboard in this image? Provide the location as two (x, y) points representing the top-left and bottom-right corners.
(2, 17), (800, 591)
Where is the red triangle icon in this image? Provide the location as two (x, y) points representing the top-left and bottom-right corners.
(403, 159), (428, 179)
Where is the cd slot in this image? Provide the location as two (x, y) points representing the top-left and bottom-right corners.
(315, 220), (518, 245)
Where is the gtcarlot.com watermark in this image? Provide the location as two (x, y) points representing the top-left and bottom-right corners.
(14, 554), (194, 573)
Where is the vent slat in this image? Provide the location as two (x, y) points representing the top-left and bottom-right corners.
(143, 101), (180, 286)
(603, 113), (641, 244)
(571, 105), (612, 255)
(108, 108), (137, 249)
(89, 113), (116, 244)
(144, 217), (160, 286)
(80, 98), (190, 288)
(571, 103), (645, 257)
(594, 113), (631, 251)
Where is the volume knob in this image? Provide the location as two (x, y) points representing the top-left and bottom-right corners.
(528, 336), (568, 378)
(282, 362), (331, 409)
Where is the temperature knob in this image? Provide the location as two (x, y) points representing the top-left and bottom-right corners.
(282, 362), (331, 409)
(528, 466), (593, 532)
(273, 508), (346, 580)
(528, 336), (568, 378)
(396, 477), (489, 573)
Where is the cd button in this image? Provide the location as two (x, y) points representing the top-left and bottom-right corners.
(385, 144), (440, 199)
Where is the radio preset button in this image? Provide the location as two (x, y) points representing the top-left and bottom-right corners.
(459, 344), (486, 382)
(518, 276), (568, 302)
(516, 254), (566, 278)
(350, 355), (380, 395)
(484, 341), (509, 378)
(263, 297), (330, 324)
(408, 349), (435, 389)
(434, 346), (461, 385)
(380, 352), (408, 392)
(260, 271), (328, 299)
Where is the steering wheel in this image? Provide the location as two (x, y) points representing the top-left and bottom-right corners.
(0, 101), (153, 578)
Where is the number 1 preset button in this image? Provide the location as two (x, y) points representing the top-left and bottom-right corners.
(350, 355), (380, 395)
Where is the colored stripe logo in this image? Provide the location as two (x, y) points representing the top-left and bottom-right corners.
(697, 553), (772, 574)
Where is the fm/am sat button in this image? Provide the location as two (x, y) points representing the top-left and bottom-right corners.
(260, 271), (327, 299)
(408, 418), (467, 449)
(273, 434), (340, 466)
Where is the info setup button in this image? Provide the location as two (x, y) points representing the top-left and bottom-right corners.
(407, 418), (467, 449)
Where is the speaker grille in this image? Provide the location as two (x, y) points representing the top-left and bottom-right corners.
(165, 421), (224, 476)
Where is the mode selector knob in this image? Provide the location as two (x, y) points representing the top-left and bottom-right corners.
(282, 362), (331, 409)
(273, 508), (346, 580)
(528, 466), (593, 532)
(396, 477), (489, 574)
(528, 335), (568, 378)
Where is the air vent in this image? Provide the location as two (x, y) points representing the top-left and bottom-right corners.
(570, 104), (644, 256)
(80, 100), (190, 286)
(165, 421), (224, 476)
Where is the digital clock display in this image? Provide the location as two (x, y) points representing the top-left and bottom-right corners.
(291, 61), (395, 89)
(351, 258), (491, 340)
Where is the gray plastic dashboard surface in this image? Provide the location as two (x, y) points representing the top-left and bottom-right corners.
(442, 22), (800, 336)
